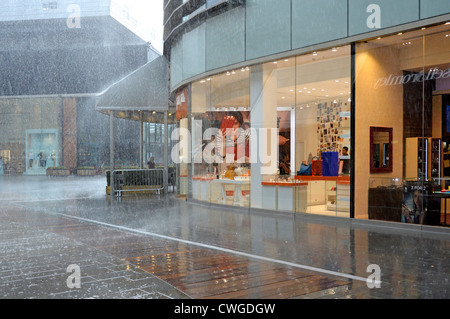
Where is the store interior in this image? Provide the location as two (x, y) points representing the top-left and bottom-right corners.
(181, 22), (450, 225)
(356, 23), (450, 226)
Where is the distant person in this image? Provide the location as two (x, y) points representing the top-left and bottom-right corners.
(340, 146), (350, 174)
(147, 156), (155, 169)
(29, 152), (34, 168)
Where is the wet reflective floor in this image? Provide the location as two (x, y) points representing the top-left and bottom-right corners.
(1, 175), (449, 299)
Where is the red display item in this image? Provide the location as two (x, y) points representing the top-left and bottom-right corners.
(312, 160), (322, 176)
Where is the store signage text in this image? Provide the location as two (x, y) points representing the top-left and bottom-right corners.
(375, 68), (450, 89)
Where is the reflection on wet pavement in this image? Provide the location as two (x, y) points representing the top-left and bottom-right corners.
(1, 175), (449, 298)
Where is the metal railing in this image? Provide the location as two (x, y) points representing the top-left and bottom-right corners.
(109, 169), (165, 197)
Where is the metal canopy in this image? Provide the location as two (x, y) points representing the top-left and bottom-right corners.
(95, 55), (169, 114)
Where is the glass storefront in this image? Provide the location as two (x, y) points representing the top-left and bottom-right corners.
(179, 45), (352, 218)
(175, 21), (450, 227)
(356, 22), (450, 227)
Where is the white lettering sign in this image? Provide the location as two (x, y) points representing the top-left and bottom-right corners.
(375, 68), (450, 89)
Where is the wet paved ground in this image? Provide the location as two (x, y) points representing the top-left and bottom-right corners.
(0, 175), (449, 299)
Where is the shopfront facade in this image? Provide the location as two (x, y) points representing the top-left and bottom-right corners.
(165, 0), (450, 228)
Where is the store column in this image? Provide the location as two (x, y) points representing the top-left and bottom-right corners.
(250, 64), (278, 209)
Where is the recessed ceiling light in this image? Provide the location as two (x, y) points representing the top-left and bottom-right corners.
(313, 52), (318, 56)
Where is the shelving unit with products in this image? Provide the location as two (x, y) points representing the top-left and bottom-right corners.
(405, 137), (429, 180)
(406, 137), (441, 181)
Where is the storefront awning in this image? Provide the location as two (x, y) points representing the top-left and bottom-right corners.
(95, 56), (169, 114)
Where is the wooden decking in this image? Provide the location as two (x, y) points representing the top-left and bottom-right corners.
(46, 216), (350, 299)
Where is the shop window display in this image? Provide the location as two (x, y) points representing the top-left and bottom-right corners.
(294, 47), (352, 217)
(186, 46), (352, 216)
(190, 69), (251, 207)
(357, 23), (450, 226)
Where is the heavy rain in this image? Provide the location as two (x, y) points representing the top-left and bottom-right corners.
(0, 0), (450, 307)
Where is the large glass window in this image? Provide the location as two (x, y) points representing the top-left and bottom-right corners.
(190, 67), (251, 207)
(186, 46), (352, 217)
(357, 23), (450, 227)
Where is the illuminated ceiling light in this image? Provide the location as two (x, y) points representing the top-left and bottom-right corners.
(200, 80), (206, 83)
(226, 71), (230, 75)
(332, 47), (337, 52)
(281, 96), (286, 99)
(284, 59), (289, 62)
(306, 104), (310, 108)
(421, 27), (426, 30)
(321, 89), (325, 92)
(231, 70), (236, 74)
(207, 78), (211, 81)
(445, 22), (450, 25)
(152, 111), (156, 114)
(313, 51), (318, 56)
(377, 37), (382, 40)
(273, 61), (278, 64)
(398, 32), (403, 35)
(241, 68), (246, 72)
(168, 113), (172, 116)
(298, 90), (302, 93)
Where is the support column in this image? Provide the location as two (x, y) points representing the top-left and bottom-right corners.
(110, 110), (115, 197)
(250, 64), (278, 209)
(164, 111), (169, 193)
(139, 110), (144, 169)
